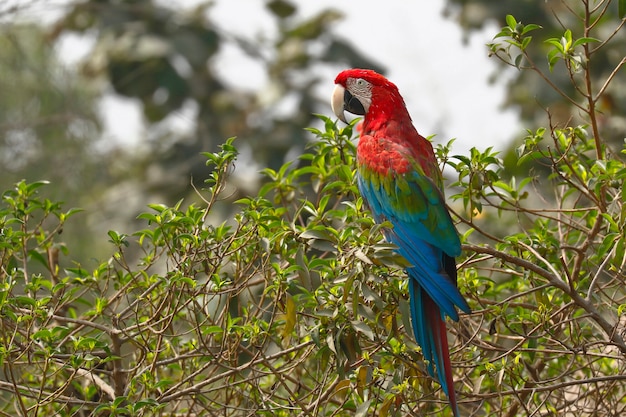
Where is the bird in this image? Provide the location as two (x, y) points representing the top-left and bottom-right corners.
(332, 68), (470, 416)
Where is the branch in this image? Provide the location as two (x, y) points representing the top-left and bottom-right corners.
(594, 56), (626, 101)
(470, 374), (626, 400)
(157, 340), (314, 403)
(463, 243), (626, 355)
(0, 380), (99, 407)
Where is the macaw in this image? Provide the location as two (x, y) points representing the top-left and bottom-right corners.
(332, 68), (470, 416)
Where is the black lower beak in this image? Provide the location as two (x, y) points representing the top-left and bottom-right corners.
(344, 90), (366, 116)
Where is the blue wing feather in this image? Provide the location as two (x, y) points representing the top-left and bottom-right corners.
(357, 171), (470, 318)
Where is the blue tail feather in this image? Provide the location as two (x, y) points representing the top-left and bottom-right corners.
(409, 278), (461, 417)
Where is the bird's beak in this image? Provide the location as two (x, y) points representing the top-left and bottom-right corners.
(331, 84), (347, 123)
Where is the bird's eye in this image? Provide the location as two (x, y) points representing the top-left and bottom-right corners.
(356, 79), (366, 86)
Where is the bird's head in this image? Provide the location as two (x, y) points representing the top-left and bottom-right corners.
(332, 69), (405, 123)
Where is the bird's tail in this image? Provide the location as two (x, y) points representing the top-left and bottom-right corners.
(409, 280), (460, 417)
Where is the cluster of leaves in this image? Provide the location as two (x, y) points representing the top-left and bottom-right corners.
(449, 0), (626, 147)
(450, 127), (626, 415)
(0, 118), (464, 416)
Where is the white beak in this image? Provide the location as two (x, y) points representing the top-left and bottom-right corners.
(331, 84), (347, 123)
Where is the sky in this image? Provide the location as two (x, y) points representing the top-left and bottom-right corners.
(208, 0), (521, 155)
(10, 0), (521, 157)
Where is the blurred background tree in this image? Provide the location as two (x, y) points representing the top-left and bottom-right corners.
(1, 0), (382, 265)
(0, 23), (103, 263)
(443, 0), (626, 173)
(0, 25), (100, 191)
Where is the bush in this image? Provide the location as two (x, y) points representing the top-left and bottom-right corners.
(0, 126), (430, 416)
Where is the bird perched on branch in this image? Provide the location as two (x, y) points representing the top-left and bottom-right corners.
(332, 68), (470, 416)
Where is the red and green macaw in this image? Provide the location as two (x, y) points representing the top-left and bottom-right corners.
(332, 69), (470, 416)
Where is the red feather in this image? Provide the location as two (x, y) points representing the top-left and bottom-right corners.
(425, 292), (459, 415)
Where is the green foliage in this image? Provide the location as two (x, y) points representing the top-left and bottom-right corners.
(491, 14), (542, 68)
(447, 4), (626, 415)
(0, 118), (452, 416)
(3, 74), (626, 415)
(544, 29), (598, 72)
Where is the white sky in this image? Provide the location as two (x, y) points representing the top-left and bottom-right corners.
(292, 0), (520, 154)
(209, 0), (521, 155)
(15, 0), (521, 156)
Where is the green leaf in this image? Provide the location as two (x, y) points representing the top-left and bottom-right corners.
(24, 180), (50, 194)
(505, 14), (517, 29)
(27, 249), (48, 268)
(107, 230), (128, 246)
(203, 325), (224, 335)
(572, 37), (600, 48)
(14, 296), (37, 307)
(133, 399), (159, 411)
(521, 23), (542, 35)
(300, 229), (334, 241)
(60, 207), (84, 221)
(545, 38), (565, 51)
(281, 294), (297, 340)
(351, 321), (374, 341)
(147, 203), (168, 213)
(546, 48), (561, 71)
(137, 212), (158, 222)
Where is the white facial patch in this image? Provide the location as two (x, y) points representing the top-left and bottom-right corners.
(347, 78), (372, 113)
